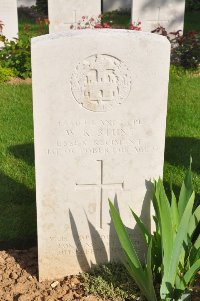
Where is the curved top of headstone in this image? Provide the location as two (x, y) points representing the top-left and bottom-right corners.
(31, 29), (170, 45)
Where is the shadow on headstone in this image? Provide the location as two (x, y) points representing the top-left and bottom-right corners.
(87, 216), (108, 266)
(69, 183), (154, 274)
(69, 210), (90, 271)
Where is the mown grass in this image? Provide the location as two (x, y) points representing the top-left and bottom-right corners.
(164, 68), (200, 202)
(0, 84), (36, 244)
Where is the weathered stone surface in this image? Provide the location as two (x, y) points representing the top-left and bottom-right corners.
(31, 29), (170, 281)
(48, 0), (101, 33)
(0, 0), (18, 41)
(103, 0), (131, 12)
(132, 0), (186, 33)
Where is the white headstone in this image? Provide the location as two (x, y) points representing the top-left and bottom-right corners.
(17, 0), (36, 7)
(48, 0), (101, 33)
(132, 0), (186, 33)
(103, 0), (131, 12)
(32, 29), (170, 281)
(0, 0), (18, 41)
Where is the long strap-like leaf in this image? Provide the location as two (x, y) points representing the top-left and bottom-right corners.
(131, 209), (152, 245)
(183, 259), (200, 285)
(109, 200), (157, 301)
(109, 200), (142, 268)
(178, 160), (193, 218)
(161, 192), (195, 298)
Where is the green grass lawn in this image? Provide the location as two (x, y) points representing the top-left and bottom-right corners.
(0, 84), (36, 245)
(164, 69), (200, 200)
(0, 70), (199, 244)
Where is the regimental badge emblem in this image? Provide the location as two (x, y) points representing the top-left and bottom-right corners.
(71, 54), (131, 112)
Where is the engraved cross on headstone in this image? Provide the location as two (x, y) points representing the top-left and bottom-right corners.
(76, 160), (124, 229)
(147, 1), (169, 26)
(64, 10), (78, 29)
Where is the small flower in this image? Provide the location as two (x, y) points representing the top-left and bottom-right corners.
(102, 22), (111, 28)
(94, 24), (103, 28)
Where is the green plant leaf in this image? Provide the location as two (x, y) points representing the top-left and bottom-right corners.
(178, 159), (193, 218)
(130, 209), (152, 245)
(175, 274), (186, 293)
(194, 236), (200, 250)
(161, 192), (195, 298)
(123, 254), (150, 298)
(146, 240), (157, 301)
(188, 205), (200, 237)
(171, 191), (180, 233)
(183, 259), (200, 285)
(109, 200), (141, 269)
(109, 200), (157, 301)
(154, 179), (173, 280)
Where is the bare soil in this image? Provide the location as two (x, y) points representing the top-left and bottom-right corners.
(0, 248), (107, 301)
(7, 78), (32, 84)
(0, 248), (199, 301)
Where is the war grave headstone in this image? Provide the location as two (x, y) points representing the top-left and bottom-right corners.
(31, 29), (170, 281)
(103, 0), (131, 12)
(0, 0), (18, 41)
(48, 0), (101, 33)
(132, 0), (186, 33)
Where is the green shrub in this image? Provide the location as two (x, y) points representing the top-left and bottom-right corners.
(171, 31), (200, 69)
(0, 19), (49, 79)
(82, 262), (140, 301)
(109, 161), (200, 301)
(0, 32), (31, 79)
(152, 27), (200, 69)
(0, 65), (14, 82)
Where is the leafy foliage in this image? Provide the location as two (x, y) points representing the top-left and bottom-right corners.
(0, 32), (31, 79)
(152, 27), (200, 69)
(109, 162), (200, 301)
(82, 262), (140, 301)
(0, 21), (48, 79)
(0, 66), (14, 82)
(171, 31), (200, 69)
